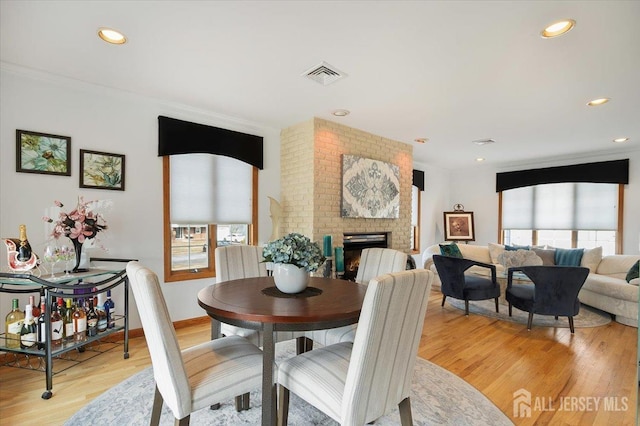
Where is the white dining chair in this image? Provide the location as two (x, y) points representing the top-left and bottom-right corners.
(126, 261), (265, 425)
(277, 269), (434, 425)
(304, 247), (408, 347)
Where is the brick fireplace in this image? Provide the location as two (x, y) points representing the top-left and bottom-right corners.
(279, 118), (413, 258)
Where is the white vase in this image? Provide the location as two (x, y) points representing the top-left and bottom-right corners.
(273, 264), (309, 294)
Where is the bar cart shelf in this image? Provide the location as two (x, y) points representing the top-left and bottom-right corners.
(0, 259), (130, 399)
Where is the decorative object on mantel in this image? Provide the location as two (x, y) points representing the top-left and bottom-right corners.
(321, 235), (333, 278)
(267, 196), (282, 241)
(79, 149), (125, 191)
(262, 233), (325, 294)
(43, 197), (109, 272)
(341, 155), (400, 219)
(3, 224), (39, 272)
(16, 129), (71, 176)
(443, 209), (475, 242)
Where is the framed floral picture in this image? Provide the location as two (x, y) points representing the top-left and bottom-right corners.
(79, 149), (125, 191)
(443, 211), (475, 241)
(16, 129), (71, 176)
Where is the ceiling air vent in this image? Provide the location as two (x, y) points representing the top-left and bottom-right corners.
(302, 61), (347, 86)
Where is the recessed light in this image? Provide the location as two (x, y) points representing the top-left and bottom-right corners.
(414, 138), (428, 144)
(476, 158), (485, 162)
(613, 137), (629, 143)
(472, 139), (496, 146)
(587, 98), (610, 106)
(332, 109), (350, 117)
(98, 27), (127, 45)
(541, 19), (576, 38)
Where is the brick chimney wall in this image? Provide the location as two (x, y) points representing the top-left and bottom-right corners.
(280, 117), (413, 253)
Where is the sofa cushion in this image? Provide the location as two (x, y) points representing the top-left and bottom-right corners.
(439, 242), (462, 258)
(532, 248), (555, 266)
(582, 273), (638, 302)
(626, 260), (639, 283)
(458, 244), (493, 264)
(596, 255), (640, 280)
(555, 248), (584, 266)
(497, 249), (543, 268)
(488, 243), (505, 264)
(580, 246), (603, 273)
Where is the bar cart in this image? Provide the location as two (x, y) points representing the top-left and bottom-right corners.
(0, 258), (130, 399)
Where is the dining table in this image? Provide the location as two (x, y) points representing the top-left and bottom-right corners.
(197, 275), (367, 426)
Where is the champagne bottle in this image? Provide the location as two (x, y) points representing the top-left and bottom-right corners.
(17, 224), (32, 262)
(72, 299), (87, 342)
(64, 299), (74, 343)
(86, 299), (98, 337)
(50, 301), (63, 347)
(20, 305), (37, 349)
(5, 299), (25, 349)
(104, 290), (115, 328)
(37, 302), (47, 350)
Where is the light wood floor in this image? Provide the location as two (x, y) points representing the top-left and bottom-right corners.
(0, 290), (637, 425)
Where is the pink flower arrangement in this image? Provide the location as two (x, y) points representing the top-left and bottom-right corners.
(43, 197), (108, 243)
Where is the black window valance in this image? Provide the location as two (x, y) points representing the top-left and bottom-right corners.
(412, 169), (425, 191)
(158, 116), (263, 169)
(496, 159), (629, 192)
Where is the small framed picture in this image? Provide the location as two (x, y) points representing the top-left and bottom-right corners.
(16, 129), (71, 176)
(443, 211), (475, 241)
(79, 149), (125, 191)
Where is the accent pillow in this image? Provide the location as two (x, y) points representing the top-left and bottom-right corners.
(439, 242), (463, 258)
(505, 244), (531, 251)
(532, 248), (556, 266)
(580, 246), (603, 273)
(497, 249), (543, 268)
(488, 243), (505, 264)
(626, 260), (639, 283)
(555, 248), (584, 266)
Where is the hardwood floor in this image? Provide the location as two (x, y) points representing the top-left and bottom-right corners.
(0, 290), (637, 425)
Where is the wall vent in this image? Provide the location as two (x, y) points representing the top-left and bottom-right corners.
(302, 61), (347, 86)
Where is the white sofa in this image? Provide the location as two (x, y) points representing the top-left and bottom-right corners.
(422, 243), (639, 327)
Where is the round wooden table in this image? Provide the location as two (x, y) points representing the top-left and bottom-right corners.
(197, 276), (367, 426)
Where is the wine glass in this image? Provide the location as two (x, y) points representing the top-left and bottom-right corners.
(43, 245), (59, 278)
(59, 245), (75, 277)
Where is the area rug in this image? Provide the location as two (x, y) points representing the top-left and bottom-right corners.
(65, 341), (513, 426)
(447, 299), (611, 328)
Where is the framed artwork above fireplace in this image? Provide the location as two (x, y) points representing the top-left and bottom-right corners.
(341, 155), (400, 219)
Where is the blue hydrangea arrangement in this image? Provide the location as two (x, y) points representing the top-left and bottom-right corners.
(263, 233), (326, 272)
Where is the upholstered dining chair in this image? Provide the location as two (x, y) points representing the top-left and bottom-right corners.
(432, 254), (500, 315)
(277, 269), (434, 426)
(505, 265), (589, 333)
(304, 247), (408, 348)
(126, 261), (264, 425)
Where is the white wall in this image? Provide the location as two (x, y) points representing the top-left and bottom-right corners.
(0, 65), (281, 328)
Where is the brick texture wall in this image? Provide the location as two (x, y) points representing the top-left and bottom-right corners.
(280, 118), (413, 253)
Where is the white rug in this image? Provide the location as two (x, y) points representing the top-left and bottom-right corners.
(447, 299), (611, 328)
(65, 341), (514, 425)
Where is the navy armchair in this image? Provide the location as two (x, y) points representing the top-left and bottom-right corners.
(505, 265), (589, 333)
(432, 254), (500, 316)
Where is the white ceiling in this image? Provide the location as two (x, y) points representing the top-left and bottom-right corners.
(1, 1), (639, 169)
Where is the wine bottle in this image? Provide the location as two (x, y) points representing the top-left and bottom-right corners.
(29, 295), (40, 318)
(72, 299), (87, 342)
(37, 301), (47, 350)
(86, 299), (98, 337)
(5, 299), (25, 349)
(17, 224), (33, 262)
(64, 299), (74, 343)
(20, 305), (37, 349)
(96, 293), (107, 333)
(104, 290), (115, 328)
(50, 301), (63, 347)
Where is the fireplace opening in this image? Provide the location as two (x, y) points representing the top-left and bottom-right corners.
(343, 232), (389, 281)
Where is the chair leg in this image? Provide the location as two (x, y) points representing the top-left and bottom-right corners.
(555, 315), (559, 320)
(399, 397), (413, 426)
(568, 316), (575, 333)
(176, 415), (190, 426)
(278, 385), (290, 426)
(235, 392), (250, 411)
(296, 336), (313, 355)
(464, 300), (469, 316)
(151, 385), (163, 426)
(527, 312), (534, 331)
(494, 297), (499, 313)
(209, 403), (220, 410)
(441, 295), (446, 307)
(508, 303), (512, 317)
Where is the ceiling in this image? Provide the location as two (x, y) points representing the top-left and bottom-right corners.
(1, 1), (639, 169)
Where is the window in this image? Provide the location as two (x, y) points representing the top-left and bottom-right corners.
(163, 155), (258, 282)
(411, 185), (421, 253)
(500, 183), (623, 255)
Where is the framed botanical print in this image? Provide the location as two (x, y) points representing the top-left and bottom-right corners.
(443, 211), (475, 241)
(16, 129), (71, 176)
(79, 149), (125, 191)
